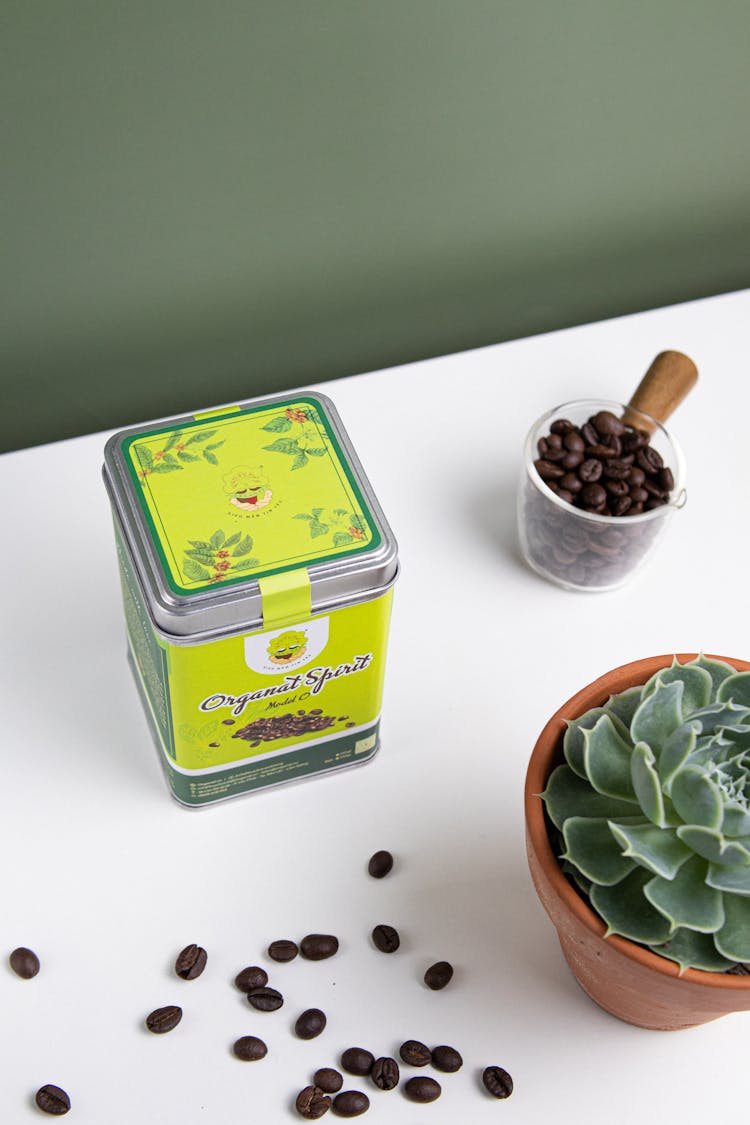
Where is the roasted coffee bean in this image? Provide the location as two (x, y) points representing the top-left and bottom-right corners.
(146, 1005), (183, 1034)
(35, 1085), (71, 1116)
(332, 1090), (369, 1117)
(482, 1065), (514, 1099)
(371, 1056), (399, 1090)
(658, 466), (674, 492)
(552, 547), (578, 566)
(550, 417), (575, 435)
(563, 430), (585, 453)
(643, 478), (665, 498)
(610, 495), (632, 516)
(645, 496), (666, 510)
(424, 960), (453, 990)
(300, 934), (339, 961)
(593, 409), (625, 436)
(175, 943), (207, 980)
(559, 472), (582, 493)
(431, 1045), (463, 1072)
(221, 718), (236, 725)
(537, 436), (548, 456)
(314, 1069), (343, 1094)
(578, 458), (603, 482)
(295, 1008), (327, 1039)
(627, 465), (645, 486)
(636, 445), (663, 473)
(604, 477), (629, 497)
(247, 986), (283, 1011)
(371, 924), (400, 953)
(580, 483), (607, 510)
(367, 850), (393, 878)
(233, 1035), (267, 1060)
(546, 432), (563, 450)
(587, 538), (620, 559)
(629, 487), (648, 504)
(235, 965), (268, 993)
(9, 946), (40, 979)
(341, 1047), (374, 1076)
(404, 1076), (441, 1103)
(602, 458), (631, 479)
(585, 442), (617, 458)
(399, 1040), (431, 1066)
(295, 1085), (332, 1119)
(556, 488), (573, 503)
(580, 421), (598, 444)
(268, 939), (298, 963)
(233, 710), (336, 742)
(534, 458), (565, 481)
(561, 450), (584, 470)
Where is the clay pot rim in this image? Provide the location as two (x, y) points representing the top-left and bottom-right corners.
(525, 651), (750, 992)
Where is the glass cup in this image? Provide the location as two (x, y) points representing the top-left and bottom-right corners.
(517, 400), (686, 592)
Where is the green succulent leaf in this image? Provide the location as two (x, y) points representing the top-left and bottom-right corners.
(630, 678), (684, 755)
(689, 700), (750, 736)
(650, 928), (736, 972)
(630, 741), (666, 826)
(713, 894), (750, 961)
(561, 817), (638, 886)
(603, 686), (643, 730)
(721, 801), (750, 838)
(540, 764), (639, 830)
(590, 868), (673, 944)
(676, 825), (750, 867)
(645, 855), (725, 934)
(564, 708), (608, 779)
(670, 764), (723, 829)
(688, 654), (736, 694)
(609, 821), (692, 880)
(706, 861), (750, 897)
(561, 859), (593, 897)
(659, 722), (700, 794)
(641, 660), (712, 717)
(717, 672), (750, 708)
(583, 715), (637, 801)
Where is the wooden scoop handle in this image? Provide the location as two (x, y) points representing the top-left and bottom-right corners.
(624, 350), (698, 430)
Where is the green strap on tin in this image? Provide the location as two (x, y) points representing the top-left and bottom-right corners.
(258, 568), (311, 630)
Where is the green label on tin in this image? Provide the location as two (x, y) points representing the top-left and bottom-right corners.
(121, 397), (379, 595)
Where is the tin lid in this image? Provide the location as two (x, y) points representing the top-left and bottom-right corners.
(103, 392), (398, 638)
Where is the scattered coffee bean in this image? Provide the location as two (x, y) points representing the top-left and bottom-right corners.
(404, 1076), (441, 1103)
(145, 1005), (183, 1034)
(9, 947), (40, 979)
(431, 1044), (463, 1072)
(332, 1090), (369, 1117)
(175, 943), (207, 980)
(371, 924), (400, 953)
(235, 965), (268, 993)
(221, 718), (236, 725)
(314, 1068), (343, 1094)
(399, 1040), (431, 1066)
(300, 934), (339, 961)
(295, 1008), (327, 1039)
(268, 939), (299, 963)
(295, 1085), (332, 1119)
(424, 960), (453, 990)
(247, 986), (283, 1011)
(233, 1035), (267, 1060)
(482, 1065), (514, 1098)
(234, 711), (337, 743)
(371, 1056), (400, 1091)
(341, 1047), (374, 1076)
(367, 850), (394, 878)
(35, 1085), (70, 1116)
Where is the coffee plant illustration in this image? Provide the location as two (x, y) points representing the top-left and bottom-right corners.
(134, 430), (225, 479)
(294, 509), (366, 546)
(260, 407), (327, 470)
(182, 530), (259, 584)
(542, 655), (750, 971)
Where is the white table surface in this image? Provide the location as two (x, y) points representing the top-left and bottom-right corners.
(2, 289), (749, 1123)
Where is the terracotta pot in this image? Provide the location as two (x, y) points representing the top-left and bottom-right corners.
(525, 652), (750, 1031)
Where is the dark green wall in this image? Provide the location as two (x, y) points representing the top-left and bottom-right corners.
(2, 2), (749, 451)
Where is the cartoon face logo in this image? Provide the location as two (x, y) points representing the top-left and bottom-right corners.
(267, 629), (308, 664)
(223, 466), (272, 513)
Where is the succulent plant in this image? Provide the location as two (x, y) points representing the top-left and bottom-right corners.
(542, 655), (750, 971)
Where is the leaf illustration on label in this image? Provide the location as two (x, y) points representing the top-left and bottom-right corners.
(178, 724), (198, 743)
(223, 531), (242, 548)
(312, 508), (324, 519)
(294, 512), (312, 521)
(292, 451), (308, 470)
(204, 441), (224, 451)
(262, 416), (293, 433)
(150, 462), (183, 473)
(210, 529), (225, 549)
(232, 534), (254, 556)
(178, 450), (200, 462)
(199, 721), (218, 739)
(137, 445), (154, 470)
(203, 451), (219, 465)
(185, 549), (216, 565)
(263, 438), (300, 455)
(333, 508), (348, 517)
(309, 519), (329, 538)
(333, 531), (354, 546)
(183, 559), (211, 581)
(189, 540), (212, 549)
(349, 513), (364, 531)
(185, 429), (217, 445)
(305, 447), (326, 456)
(233, 556), (260, 570)
(163, 432), (180, 452)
